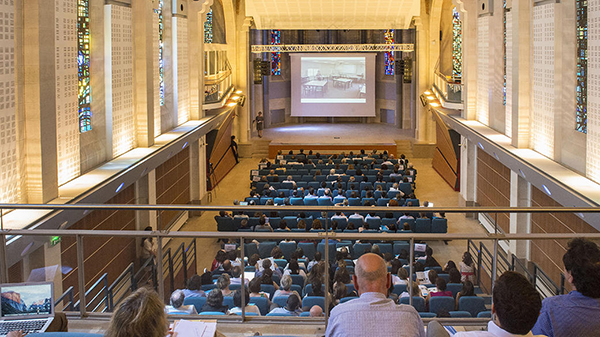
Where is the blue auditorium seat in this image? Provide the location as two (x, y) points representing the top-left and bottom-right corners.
(458, 296), (486, 318)
(302, 296), (325, 310)
(429, 296), (455, 316)
(400, 296), (426, 312)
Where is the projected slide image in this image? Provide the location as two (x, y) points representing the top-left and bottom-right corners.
(301, 57), (366, 103)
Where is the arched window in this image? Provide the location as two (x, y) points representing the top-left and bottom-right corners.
(78, 0), (92, 132)
(452, 7), (462, 79)
(576, 0), (587, 133)
(204, 9), (213, 43)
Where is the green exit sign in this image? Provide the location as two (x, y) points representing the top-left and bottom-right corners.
(50, 236), (61, 246)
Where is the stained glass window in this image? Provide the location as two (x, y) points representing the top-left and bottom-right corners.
(384, 29), (394, 76)
(452, 8), (462, 79)
(271, 30), (281, 76)
(576, 0), (587, 133)
(204, 9), (213, 44)
(156, 0), (165, 106)
(78, 0), (91, 133)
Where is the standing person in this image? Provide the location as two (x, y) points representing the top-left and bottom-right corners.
(140, 226), (157, 266)
(531, 238), (600, 337)
(326, 253), (425, 337)
(460, 251), (477, 283)
(254, 111), (264, 138)
(230, 135), (239, 163)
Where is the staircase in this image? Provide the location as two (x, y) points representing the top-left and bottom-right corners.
(252, 138), (271, 158)
(395, 140), (414, 158)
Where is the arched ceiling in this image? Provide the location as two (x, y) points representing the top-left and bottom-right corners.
(245, 0), (420, 30)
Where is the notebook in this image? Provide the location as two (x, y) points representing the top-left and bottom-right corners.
(0, 282), (54, 336)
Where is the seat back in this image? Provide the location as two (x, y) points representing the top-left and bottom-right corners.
(302, 296), (325, 310)
(216, 217), (236, 232)
(449, 311), (472, 318)
(282, 216), (298, 228)
(400, 296), (426, 312)
(273, 259), (288, 269)
(458, 296), (486, 318)
(298, 242), (316, 260)
(377, 198), (390, 206)
(477, 311), (492, 318)
(415, 218), (432, 233)
(392, 284), (407, 296)
(304, 197), (318, 206)
(223, 296), (235, 309)
(353, 243), (372, 259)
(348, 217), (364, 228)
(199, 311), (225, 315)
(272, 295), (289, 308)
(279, 242), (297, 260)
(249, 297), (269, 315)
(318, 197), (333, 206)
(259, 242), (277, 258)
(290, 197), (304, 206)
(393, 242), (410, 256)
(244, 243), (260, 259)
(446, 283), (463, 298)
(183, 297), (207, 313)
(366, 217), (381, 228)
(377, 243), (393, 256)
(431, 218), (448, 233)
(317, 242), (336, 262)
(429, 296), (455, 315)
(260, 284), (276, 299)
(290, 274), (305, 288)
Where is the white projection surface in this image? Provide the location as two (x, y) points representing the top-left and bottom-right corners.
(291, 53), (376, 117)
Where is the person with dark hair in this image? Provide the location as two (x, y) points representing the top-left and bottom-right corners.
(424, 247), (440, 268)
(443, 260), (458, 274)
(455, 280), (475, 310)
(448, 268), (462, 284)
(200, 288), (229, 313)
(426, 278), (452, 307)
(182, 274), (206, 298)
(256, 258), (282, 279)
(532, 238), (600, 336)
(268, 294), (302, 316)
(460, 251), (476, 283)
(229, 288), (261, 316)
(284, 259), (307, 282)
(307, 251), (322, 272)
(333, 282), (348, 305)
(326, 254), (425, 337)
(217, 273), (233, 297)
(431, 271), (543, 337)
(230, 135), (239, 163)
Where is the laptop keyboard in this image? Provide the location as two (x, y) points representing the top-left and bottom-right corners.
(0, 319), (48, 335)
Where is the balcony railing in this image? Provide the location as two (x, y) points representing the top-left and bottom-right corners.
(1, 203), (598, 327)
(204, 60), (233, 106)
(433, 71), (463, 110)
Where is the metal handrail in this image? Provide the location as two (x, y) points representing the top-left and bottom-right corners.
(55, 286), (74, 311)
(74, 273), (109, 313)
(532, 263), (560, 297)
(107, 263), (136, 311)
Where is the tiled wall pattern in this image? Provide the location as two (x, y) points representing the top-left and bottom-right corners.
(153, 12), (161, 137)
(477, 16), (489, 126)
(531, 4), (555, 159)
(110, 5), (135, 157)
(505, 11), (512, 138)
(0, 0), (19, 203)
(55, 0), (80, 185)
(177, 18), (190, 125)
(588, 1), (600, 182)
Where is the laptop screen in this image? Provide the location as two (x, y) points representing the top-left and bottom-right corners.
(0, 283), (54, 318)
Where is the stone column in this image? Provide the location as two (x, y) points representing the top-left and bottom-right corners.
(237, 17), (253, 145)
(510, 0), (532, 148)
(455, 0), (478, 120)
(509, 170), (531, 258)
(132, 0), (156, 147)
(22, 0), (58, 203)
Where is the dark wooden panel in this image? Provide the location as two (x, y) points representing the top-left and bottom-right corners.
(432, 148), (459, 190)
(476, 150), (510, 233)
(61, 185), (136, 299)
(156, 147), (191, 228)
(207, 112), (237, 190)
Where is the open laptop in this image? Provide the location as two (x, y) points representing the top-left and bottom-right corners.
(0, 282), (54, 336)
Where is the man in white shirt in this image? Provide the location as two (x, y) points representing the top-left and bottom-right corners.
(427, 271), (544, 337)
(165, 289), (197, 315)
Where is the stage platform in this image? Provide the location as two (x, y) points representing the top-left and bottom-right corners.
(261, 123), (416, 158)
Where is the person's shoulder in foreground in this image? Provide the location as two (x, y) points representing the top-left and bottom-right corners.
(446, 271), (544, 337)
(531, 238), (600, 337)
(325, 253), (425, 337)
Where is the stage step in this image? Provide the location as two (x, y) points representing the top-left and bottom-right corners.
(252, 138), (271, 158)
(395, 140), (414, 158)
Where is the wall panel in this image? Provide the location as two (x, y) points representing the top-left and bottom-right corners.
(153, 11), (161, 137)
(531, 4), (555, 158)
(505, 11), (512, 137)
(55, 0), (80, 185)
(477, 16), (489, 126)
(177, 18), (190, 125)
(110, 5), (135, 157)
(587, 1), (600, 182)
(155, 147), (190, 228)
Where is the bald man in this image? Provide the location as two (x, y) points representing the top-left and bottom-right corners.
(325, 253), (425, 337)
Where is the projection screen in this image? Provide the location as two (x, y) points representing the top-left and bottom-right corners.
(291, 53), (376, 117)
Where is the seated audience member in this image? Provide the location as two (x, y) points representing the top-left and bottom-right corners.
(307, 251), (322, 272)
(249, 277), (271, 301)
(326, 253), (425, 337)
(200, 288), (229, 313)
(443, 260), (457, 274)
(105, 288), (169, 337)
(333, 282), (348, 305)
(229, 289), (261, 316)
(455, 281), (475, 309)
(256, 258), (283, 279)
(212, 259), (232, 276)
(284, 259), (307, 282)
(165, 289), (197, 315)
(394, 267), (409, 285)
(218, 273), (233, 297)
(429, 271), (543, 337)
(182, 274), (206, 298)
(273, 275), (301, 299)
(268, 294), (302, 316)
(426, 278), (452, 305)
(230, 265), (249, 286)
(424, 247), (441, 268)
(310, 305), (324, 317)
(532, 238), (600, 336)
(333, 267), (352, 286)
(260, 268), (280, 290)
(400, 281), (422, 299)
(255, 215), (273, 232)
(211, 250), (227, 271)
(448, 268), (462, 284)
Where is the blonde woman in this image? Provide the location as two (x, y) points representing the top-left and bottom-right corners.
(105, 288), (169, 337)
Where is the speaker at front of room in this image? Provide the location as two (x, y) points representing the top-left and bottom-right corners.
(172, 0), (188, 16)
(478, 0), (493, 16)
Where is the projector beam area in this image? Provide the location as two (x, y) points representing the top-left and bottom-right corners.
(251, 43), (414, 53)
